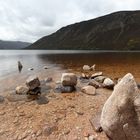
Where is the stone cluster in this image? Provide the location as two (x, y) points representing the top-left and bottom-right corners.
(55, 73), (77, 93)
(16, 75), (41, 95)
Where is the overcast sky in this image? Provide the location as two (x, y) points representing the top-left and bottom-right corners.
(0, 0), (139, 43)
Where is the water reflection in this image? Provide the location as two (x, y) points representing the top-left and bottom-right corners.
(0, 50), (140, 80)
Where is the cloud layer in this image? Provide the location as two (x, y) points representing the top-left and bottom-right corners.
(0, 0), (139, 42)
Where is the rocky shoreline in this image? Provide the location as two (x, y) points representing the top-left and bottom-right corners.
(0, 64), (139, 140)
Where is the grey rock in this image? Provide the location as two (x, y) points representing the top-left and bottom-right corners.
(103, 78), (115, 89)
(54, 85), (75, 93)
(0, 96), (4, 103)
(36, 96), (49, 105)
(94, 76), (106, 83)
(81, 86), (96, 95)
(28, 87), (41, 95)
(18, 61), (23, 73)
(91, 72), (103, 79)
(88, 79), (102, 88)
(43, 124), (58, 136)
(45, 77), (53, 83)
(101, 73), (140, 140)
(80, 78), (90, 84)
(61, 73), (77, 86)
(26, 75), (40, 90)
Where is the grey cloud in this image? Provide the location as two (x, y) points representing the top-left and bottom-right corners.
(0, 0), (139, 42)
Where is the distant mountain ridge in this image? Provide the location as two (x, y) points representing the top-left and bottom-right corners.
(0, 40), (31, 49)
(28, 10), (140, 50)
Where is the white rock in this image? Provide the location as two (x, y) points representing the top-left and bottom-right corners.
(83, 65), (91, 71)
(16, 86), (29, 95)
(101, 73), (140, 140)
(81, 86), (96, 95)
(61, 73), (77, 86)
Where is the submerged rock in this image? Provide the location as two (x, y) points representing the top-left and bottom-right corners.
(100, 73), (140, 140)
(45, 77), (53, 83)
(81, 85), (96, 95)
(88, 79), (102, 89)
(28, 68), (34, 71)
(18, 61), (23, 73)
(43, 66), (48, 69)
(16, 86), (29, 95)
(61, 73), (77, 86)
(54, 85), (75, 93)
(26, 75), (40, 90)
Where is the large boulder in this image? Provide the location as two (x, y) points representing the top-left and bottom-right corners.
(26, 75), (40, 90)
(100, 73), (140, 140)
(61, 73), (77, 86)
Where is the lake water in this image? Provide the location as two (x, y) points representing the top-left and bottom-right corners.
(0, 50), (140, 77)
(0, 50), (140, 92)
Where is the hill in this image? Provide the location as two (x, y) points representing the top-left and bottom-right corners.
(0, 40), (31, 49)
(28, 11), (140, 50)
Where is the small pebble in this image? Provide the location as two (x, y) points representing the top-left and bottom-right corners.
(36, 130), (42, 136)
(88, 135), (97, 140)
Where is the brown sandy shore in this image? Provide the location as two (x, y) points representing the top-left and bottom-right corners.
(0, 67), (116, 140)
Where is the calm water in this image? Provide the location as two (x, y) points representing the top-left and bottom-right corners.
(0, 50), (140, 81)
